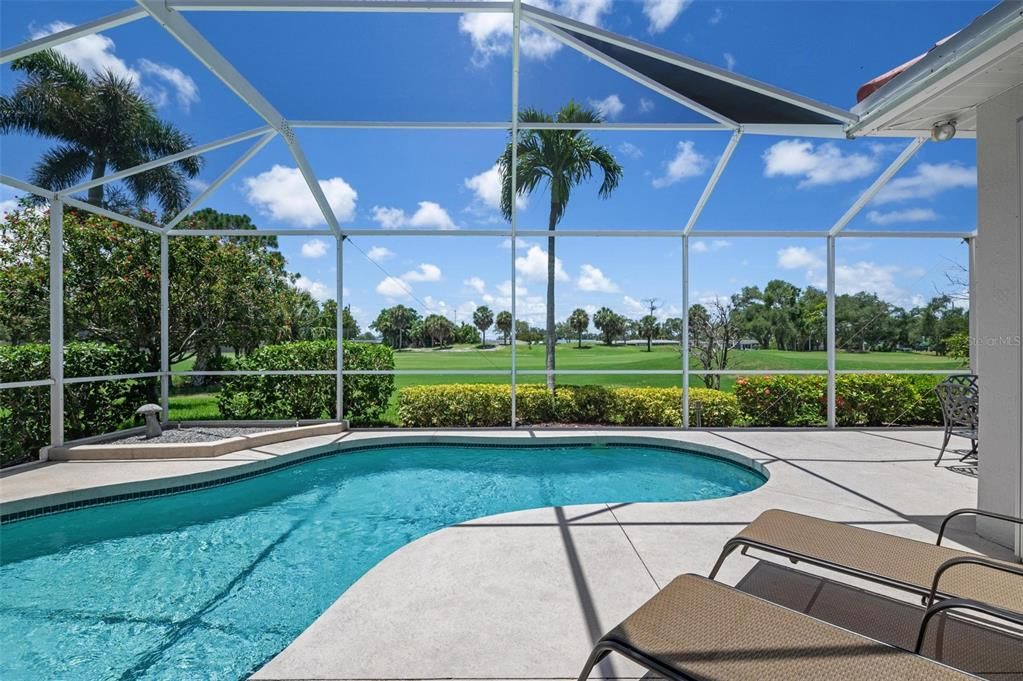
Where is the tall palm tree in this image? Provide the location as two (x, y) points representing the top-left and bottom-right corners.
(498, 101), (623, 390)
(0, 50), (202, 216)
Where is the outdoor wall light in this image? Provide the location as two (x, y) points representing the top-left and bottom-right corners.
(931, 120), (958, 142)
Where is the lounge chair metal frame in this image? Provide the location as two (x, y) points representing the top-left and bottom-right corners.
(708, 507), (1023, 604)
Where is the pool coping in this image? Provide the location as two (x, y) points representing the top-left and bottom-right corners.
(0, 433), (768, 523)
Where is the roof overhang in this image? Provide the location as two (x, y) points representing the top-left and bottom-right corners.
(848, 0), (1023, 138)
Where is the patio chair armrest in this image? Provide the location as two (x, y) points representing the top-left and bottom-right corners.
(914, 596), (1023, 654)
(925, 554), (1023, 610)
(936, 508), (1023, 546)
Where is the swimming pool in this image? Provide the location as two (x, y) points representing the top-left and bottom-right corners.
(0, 441), (764, 680)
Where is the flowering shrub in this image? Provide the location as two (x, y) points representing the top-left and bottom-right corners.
(397, 384), (740, 427)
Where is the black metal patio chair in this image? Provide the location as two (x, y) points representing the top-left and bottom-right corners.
(934, 374), (978, 467)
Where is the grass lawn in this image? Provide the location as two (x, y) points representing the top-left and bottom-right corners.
(168, 345), (965, 425)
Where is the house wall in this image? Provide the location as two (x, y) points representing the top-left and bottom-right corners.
(976, 82), (1023, 555)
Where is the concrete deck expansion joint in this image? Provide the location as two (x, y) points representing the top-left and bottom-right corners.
(0, 429), (1012, 680)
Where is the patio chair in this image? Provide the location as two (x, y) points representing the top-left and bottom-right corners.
(934, 374), (979, 466)
(577, 574), (984, 680)
(708, 508), (1023, 617)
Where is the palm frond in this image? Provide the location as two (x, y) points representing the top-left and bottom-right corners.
(29, 143), (92, 191)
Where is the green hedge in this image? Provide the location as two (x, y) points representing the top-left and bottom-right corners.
(396, 384), (739, 427)
(0, 342), (150, 466)
(734, 374), (947, 427)
(218, 340), (394, 423)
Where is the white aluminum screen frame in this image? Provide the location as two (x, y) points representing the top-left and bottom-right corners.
(0, 0), (974, 451)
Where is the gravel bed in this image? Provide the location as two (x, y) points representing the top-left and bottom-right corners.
(108, 426), (276, 445)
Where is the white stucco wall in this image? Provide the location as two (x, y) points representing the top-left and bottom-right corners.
(976, 82), (1023, 556)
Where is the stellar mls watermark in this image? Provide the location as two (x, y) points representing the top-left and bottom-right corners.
(969, 335), (1022, 346)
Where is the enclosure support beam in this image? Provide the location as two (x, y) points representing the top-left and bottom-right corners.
(165, 131), (277, 230)
(336, 236), (345, 421)
(681, 235), (690, 428)
(0, 7), (147, 64)
(968, 235), (978, 375)
(826, 235), (837, 429)
(684, 130), (741, 235)
(828, 137), (926, 236)
(138, 0), (340, 236)
(160, 234), (170, 423)
(509, 0), (522, 429)
(48, 199), (64, 455)
(61, 196), (164, 234)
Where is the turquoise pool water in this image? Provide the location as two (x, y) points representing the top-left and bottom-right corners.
(0, 442), (764, 680)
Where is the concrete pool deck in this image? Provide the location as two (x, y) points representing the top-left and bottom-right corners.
(1, 429), (1016, 679)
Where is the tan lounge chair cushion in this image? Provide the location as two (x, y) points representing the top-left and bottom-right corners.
(605, 574), (978, 681)
(733, 510), (1023, 614)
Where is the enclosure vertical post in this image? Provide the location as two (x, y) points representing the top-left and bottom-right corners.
(508, 0), (521, 429)
(681, 235), (690, 428)
(826, 235), (837, 429)
(160, 233), (169, 423)
(48, 198), (64, 453)
(336, 235), (344, 422)
(967, 236), (977, 375)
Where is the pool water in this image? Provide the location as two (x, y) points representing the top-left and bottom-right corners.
(0, 442), (764, 680)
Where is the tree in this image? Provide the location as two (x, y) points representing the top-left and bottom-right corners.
(1, 50), (202, 216)
(638, 314), (659, 352)
(454, 322), (481, 345)
(423, 314), (455, 347)
(371, 304), (418, 349)
(313, 300), (360, 341)
(473, 305), (494, 347)
(688, 299), (740, 389)
(567, 308), (590, 348)
(495, 310), (513, 345)
(499, 101), (623, 389)
(593, 306), (625, 346)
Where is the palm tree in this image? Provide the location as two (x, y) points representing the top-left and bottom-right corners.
(1, 50), (202, 216)
(473, 305), (494, 348)
(499, 101), (623, 390)
(568, 308), (589, 348)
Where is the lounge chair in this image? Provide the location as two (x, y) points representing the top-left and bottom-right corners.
(578, 574), (981, 680)
(708, 508), (1023, 615)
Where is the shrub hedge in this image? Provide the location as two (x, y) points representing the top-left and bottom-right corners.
(0, 342), (151, 466)
(396, 384), (740, 427)
(218, 340), (394, 423)
(734, 374), (946, 427)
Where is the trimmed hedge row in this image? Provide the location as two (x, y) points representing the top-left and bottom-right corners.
(0, 343), (151, 466)
(396, 384), (739, 427)
(218, 340), (394, 423)
(734, 374), (944, 427)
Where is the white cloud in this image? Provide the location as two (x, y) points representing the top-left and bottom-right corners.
(617, 142), (643, 159)
(188, 178), (210, 193)
(653, 141), (708, 188)
(366, 246), (395, 262)
(589, 94), (624, 120)
(576, 264), (619, 292)
(777, 246), (823, 271)
(295, 276), (331, 301)
(865, 208), (939, 226)
(623, 295), (648, 315)
(31, 21), (139, 84)
(465, 164), (526, 212)
(376, 276), (413, 299)
(301, 239), (328, 258)
(465, 276), (487, 294)
(763, 139), (878, 187)
(516, 244), (568, 283)
(639, 97), (655, 113)
(500, 237), (533, 250)
(873, 163), (976, 204)
(709, 7), (724, 24)
(30, 23), (198, 112)
(402, 263), (442, 282)
(243, 165), (357, 227)
(138, 59), (199, 111)
(458, 0), (612, 65)
(643, 0), (692, 33)
(371, 201), (457, 230)
(723, 52), (736, 71)
(690, 239), (731, 254)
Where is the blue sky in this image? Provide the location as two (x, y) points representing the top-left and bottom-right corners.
(1, 0), (981, 333)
